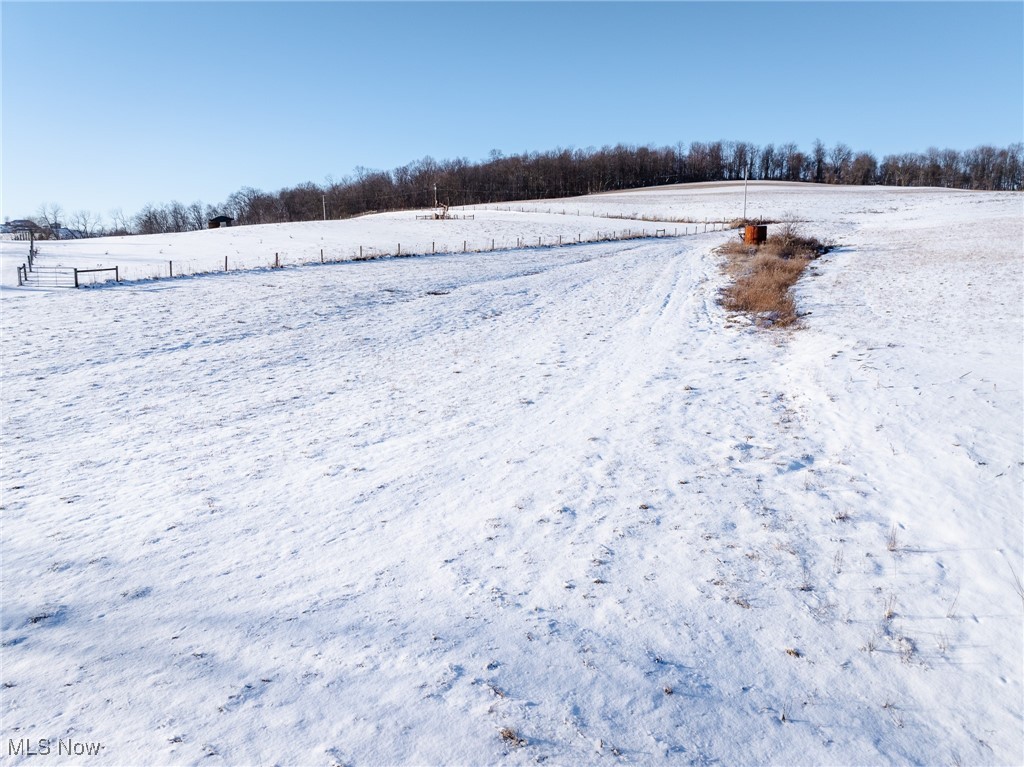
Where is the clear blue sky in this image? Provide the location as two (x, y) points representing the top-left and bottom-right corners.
(2, 1), (1021, 222)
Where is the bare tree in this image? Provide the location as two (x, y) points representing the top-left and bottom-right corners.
(108, 208), (131, 235)
(827, 143), (853, 183)
(68, 209), (102, 237)
(186, 201), (206, 231)
(133, 204), (170, 235)
(36, 202), (64, 239)
(849, 152), (878, 185)
(812, 140), (826, 184)
(780, 143), (805, 181)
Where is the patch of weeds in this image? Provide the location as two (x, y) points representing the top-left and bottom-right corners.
(718, 221), (833, 328)
(862, 630), (881, 654)
(26, 606), (68, 627)
(886, 524), (901, 552)
(833, 549), (844, 575)
(895, 633), (916, 664)
(883, 595), (897, 621)
(498, 727), (526, 748)
(945, 588), (960, 619)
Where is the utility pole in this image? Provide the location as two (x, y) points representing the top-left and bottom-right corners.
(743, 165), (749, 222)
(322, 195), (327, 221)
(433, 183), (438, 209)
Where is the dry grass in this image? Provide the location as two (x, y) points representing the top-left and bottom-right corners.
(498, 727), (526, 748)
(720, 222), (832, 328)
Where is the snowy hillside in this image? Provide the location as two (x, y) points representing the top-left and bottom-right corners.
(0, 206), (720, 288)
(1, 184), (1021, 766)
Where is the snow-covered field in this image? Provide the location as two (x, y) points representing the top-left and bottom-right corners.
(0, 207), (713, 288)
(1, 183), (1021, 766)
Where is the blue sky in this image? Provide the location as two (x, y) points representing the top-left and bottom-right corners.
(2, 1), (1022, 221)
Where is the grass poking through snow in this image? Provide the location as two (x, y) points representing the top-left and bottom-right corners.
(719, 222), (833, 327)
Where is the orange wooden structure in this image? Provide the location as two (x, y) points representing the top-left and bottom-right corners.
(743, 224), (768, 245)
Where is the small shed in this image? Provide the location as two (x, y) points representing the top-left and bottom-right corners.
(208, 215), (234, 229)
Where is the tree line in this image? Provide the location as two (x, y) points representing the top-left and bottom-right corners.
(21, 140), (1023, 236)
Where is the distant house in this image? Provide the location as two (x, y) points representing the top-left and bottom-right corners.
(1, 219), (45, 241)
(208, 215), (234, 229)
(5, 219), (43, 234)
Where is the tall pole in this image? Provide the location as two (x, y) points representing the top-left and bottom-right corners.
(322, 195), (327, 221)
(433, 183), (438, 209)
(743, 165), (749, 221)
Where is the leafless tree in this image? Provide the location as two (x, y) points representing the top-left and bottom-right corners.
(827, 143), (853, 183)
(812, 139), (826, 184)
(849, 152), (878, 185)
(36, 202), (64, 239)
(68, 209), (102, 237)
(108, 208), (131, 235)
(187, 202), (206, 231)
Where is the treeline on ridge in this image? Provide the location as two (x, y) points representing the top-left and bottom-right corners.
(35, 139), (1024, 236)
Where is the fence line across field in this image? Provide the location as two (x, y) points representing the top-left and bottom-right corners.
(16, 222), (732, 288)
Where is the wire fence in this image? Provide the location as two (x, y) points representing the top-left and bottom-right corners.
(471, 203), (739, 226)
(16, 222), (735, 289)
(18, 265), (120, 288)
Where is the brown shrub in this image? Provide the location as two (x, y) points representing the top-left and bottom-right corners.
(719, 223), (832, 328)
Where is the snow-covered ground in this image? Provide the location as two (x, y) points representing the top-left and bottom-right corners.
(0, 208), (713, 288)
(1, 184), (1021, 766)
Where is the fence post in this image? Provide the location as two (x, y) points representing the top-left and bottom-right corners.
(491, 239), (494, 251)
(74, 268), (79, 288)
(169, 260), (173, 278)
(17, 265), (23, 286)
(432, 241), (435, 254)
(321, 249), (324, 264)
(463, 240), (467, 252)
(275, 253), (280, 268)
(398, 243), (401, 256)
(225, 255), (228, 272)
(360, 246), (363, 259)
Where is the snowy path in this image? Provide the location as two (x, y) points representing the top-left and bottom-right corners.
(2, 187), (1021, 766)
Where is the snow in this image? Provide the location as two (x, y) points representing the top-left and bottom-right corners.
(0, 208), (709, 288)
(1, 183), (1021, 766)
